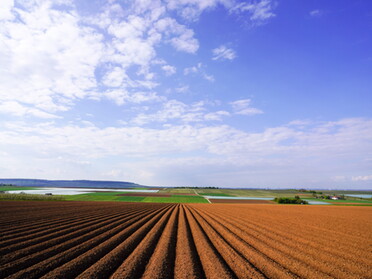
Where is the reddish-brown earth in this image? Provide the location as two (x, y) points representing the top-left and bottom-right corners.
(116, 193), (173, 197)
(116, 193), (197, 197)
(0, 201), (371, 279)
(209, 199), (275, 204)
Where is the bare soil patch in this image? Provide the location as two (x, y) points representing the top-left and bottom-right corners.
(116, 193), (172, 197)
(1, 201), (371, 279)
(209, 199), (274, 204)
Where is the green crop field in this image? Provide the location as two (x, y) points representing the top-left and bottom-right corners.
(161, 188), (197, 194)
(64, 192), (129, 201)
(63, 192), (208, 203)
(0, 186), (40, 191)
(305, 198), (372, 205)
(141, 196), (208, 203)
(2, 185), (370, 205)
(195, 188), (305, 197)
(0, 193), (65, 201)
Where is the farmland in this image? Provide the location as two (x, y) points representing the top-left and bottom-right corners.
(2, 185), (372, 205)
(1, 201), (371, 278)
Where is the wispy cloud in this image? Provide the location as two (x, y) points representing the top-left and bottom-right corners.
(230, 0), (276, 26)
(161, 65), (177, 76)
(309, 9), (323, 17)
(230, 99), (263, 115)
(212, 45), (236, 61)
(184, 63), (215, 82)
(1, 118), (371, 187)
(131, 100), (228, 125)
(352, 175), (372, 181)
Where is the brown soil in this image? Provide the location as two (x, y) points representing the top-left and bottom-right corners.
(209, 199), (275, 204)
(1, 201), (371, 279)
(116, 193), (197, 197)
(116, 193), (172, 197)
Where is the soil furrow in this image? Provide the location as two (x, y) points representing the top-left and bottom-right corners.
(3, 207), (158, 279)
(42, 204), (172, 279)
(0, 208), (141, 265)
(183, 205), (236, 279)
(110, 205), (178, 279)
(0, 209), (136, 249)
(141, 204), (179, 279)
(202, 206), (371, 276)
(174, 205), (205, 279)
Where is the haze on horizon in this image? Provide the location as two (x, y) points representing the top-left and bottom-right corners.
(0, 0), (371, 189)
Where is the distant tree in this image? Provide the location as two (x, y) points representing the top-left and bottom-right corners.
(274, 197), (308, 204)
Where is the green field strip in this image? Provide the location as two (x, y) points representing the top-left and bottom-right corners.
(142, 196), (209, 203)
(305, 198), (372, 204)
(0, 186), (41, 191)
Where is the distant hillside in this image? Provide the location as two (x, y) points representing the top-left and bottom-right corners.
(0, 179), (145, 189)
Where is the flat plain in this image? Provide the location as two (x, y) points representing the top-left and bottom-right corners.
(1, 201), (371, 279)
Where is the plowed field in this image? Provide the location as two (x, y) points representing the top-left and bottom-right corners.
(1, 201), (371, 279)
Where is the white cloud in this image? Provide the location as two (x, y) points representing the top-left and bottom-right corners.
(352, 175), (372, 182)
(212, 45), (236, 61)
(0, 1), (104, 115)
(175, 85), (189, 93)
(310, 9), (322, 17)
(203, 74), (215, 82)
(166, 0), (224, 21)
(204, 111), (230, 121)
(161, 65), (177, 76)
(0, 0), (206, 119)
(1, 118), (371, 187)
(184, 63), (215, 82)
(102, 67), (129, 87)
(0, 101), (59, 119)
(230, 0), (276, 26)
(0, 0), (277, 121)
(184, 63), (201, 75)
(230, 99), (263, 115)
(131, 100), (227, 125)
(155, 17), (199, 53)
(0, 0), (14, 20)
(104, 90), (163, 106)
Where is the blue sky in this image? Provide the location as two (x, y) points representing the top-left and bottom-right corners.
(0, 0), (371, 189)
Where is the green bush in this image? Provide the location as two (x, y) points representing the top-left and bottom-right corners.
(274, 197), (308, 204)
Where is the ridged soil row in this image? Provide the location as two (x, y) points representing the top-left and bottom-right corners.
(189, 206), (300, 278)
(206, 205), (371, 267)
(0, 206), (143, 264)
(0, 203), (106, 229)
(140, 204), (179, 279)
(230, 210), (369, 278)
(227, 206), (369, 252)
(1, 206), (155, 278)
(0, 210), (112, 243)
(109, 205), (179, 279)
(0, 204), (127, 235)
(187, 206), (268, 279)
(0, 203), (141, 236)
(40, 204), (174, 279)
(0, 201), (135, 230)
(0, 207), (138, 249)
(195, 206), (364, 279)
(183, 205), (236, 279)
(173, 205), (205, 279)
(205, 206), (371, 276)
(191, 206), (321, 279)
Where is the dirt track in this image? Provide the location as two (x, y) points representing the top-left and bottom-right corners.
(0, 201), (371, 278)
